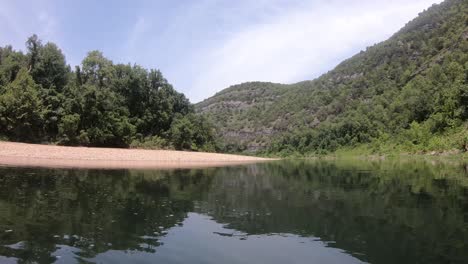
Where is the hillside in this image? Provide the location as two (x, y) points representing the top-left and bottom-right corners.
(196, 0), (468, 155)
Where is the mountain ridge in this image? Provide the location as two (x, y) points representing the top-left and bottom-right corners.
(196, 0), (468, 154)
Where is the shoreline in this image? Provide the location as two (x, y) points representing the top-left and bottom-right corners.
(0, 142), (274, 170)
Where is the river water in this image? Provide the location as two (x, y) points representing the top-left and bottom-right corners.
(0, 159), (467, 263)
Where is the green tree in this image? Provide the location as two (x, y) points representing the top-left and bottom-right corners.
(0, 46), (26, 87)
(31, 42), (69, 91)
(0, 35), (216, 150)
(170, 114), (195, 150)
(0, 68), (44, 141)
(26, 34), (41, 72)
(81, 50), (114, 87)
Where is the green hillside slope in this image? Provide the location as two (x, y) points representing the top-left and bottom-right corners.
(196, 0), (468, 155)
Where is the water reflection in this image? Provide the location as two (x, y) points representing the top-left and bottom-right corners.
(0, 159), (467, 263)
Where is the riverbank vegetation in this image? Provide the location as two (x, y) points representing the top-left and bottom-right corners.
(0, 36), (216, 151)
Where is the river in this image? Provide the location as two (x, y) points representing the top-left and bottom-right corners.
(0, 159), (467, 263)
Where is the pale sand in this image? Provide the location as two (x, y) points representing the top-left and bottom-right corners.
(0, 142), (274, 169)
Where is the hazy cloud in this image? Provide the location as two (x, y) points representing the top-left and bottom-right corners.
(0, 0), (60, 48)
(0, 0), (442, 102)
(187, 0), (442, 102)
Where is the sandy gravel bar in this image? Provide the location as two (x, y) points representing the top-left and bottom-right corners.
(0, 142), (274, 169)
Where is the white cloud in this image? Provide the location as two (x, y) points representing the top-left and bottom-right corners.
(0, 0), (443, 103)
(125, 17), (150, 61)
(37, 10), (58, 40)
(0, 0), (60, 50)
(189, 0), (443, 102)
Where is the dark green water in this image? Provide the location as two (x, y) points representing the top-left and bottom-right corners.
(0, 160), (467, 264)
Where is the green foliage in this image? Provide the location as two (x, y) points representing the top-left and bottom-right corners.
(0, 68), (44, 142)
(197, 0), (468, 156)
(170, 115), (196, 150)
(169, 114), (217, 151)
(81, 50), (114, 87)
(130, 135), (171, 150)
(0, 36), (216, 151)
(0, 45), (27, 87)
(58, 113), (80, 144)
(27, 35), (69, 91)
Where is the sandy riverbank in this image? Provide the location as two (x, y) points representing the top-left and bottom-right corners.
(0, 142), (273, 169)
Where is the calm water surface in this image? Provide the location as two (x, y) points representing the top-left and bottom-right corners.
(0, 160), (467, 264)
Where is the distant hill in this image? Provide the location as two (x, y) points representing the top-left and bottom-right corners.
(196, 0), (468, 155)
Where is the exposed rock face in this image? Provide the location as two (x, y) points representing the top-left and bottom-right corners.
(196, 82), (289, 152)
(462, 30), (468, 40)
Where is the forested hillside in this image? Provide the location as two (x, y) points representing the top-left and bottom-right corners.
(0, 36), (216, 151)
(197, 0), (468, 155)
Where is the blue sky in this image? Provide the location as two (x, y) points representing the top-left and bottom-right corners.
(0, 0), (442, 102)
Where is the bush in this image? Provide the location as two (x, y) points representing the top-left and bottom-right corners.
(130, 135), (171, 150)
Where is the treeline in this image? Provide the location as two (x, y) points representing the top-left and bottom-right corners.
(0, 35), (216, 151)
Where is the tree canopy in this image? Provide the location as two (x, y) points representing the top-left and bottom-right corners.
(0, 35), (216, 151)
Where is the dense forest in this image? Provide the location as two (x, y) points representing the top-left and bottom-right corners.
(197, 0), (468, 156)
(0, 36), (216, 151)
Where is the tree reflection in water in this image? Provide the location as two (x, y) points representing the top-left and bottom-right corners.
(0, 159), (467, 264)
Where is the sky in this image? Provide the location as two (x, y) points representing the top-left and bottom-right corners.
(0, 0), (442, 103)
